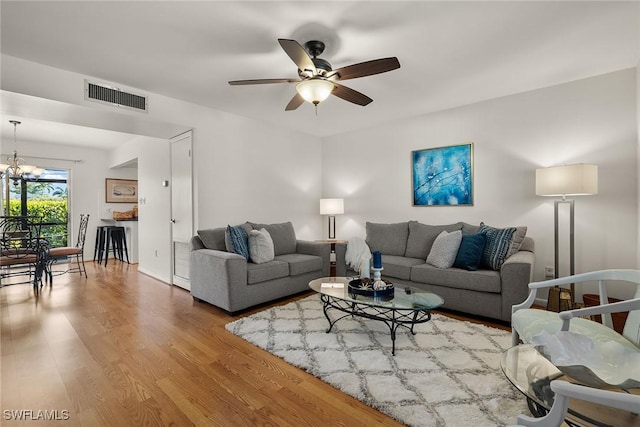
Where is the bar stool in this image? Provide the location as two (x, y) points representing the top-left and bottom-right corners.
(93, 226), (107, 264)
(104, 226), (130, 266)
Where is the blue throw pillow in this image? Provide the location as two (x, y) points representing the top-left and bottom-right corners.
(227, 225), (250, 260)
(478, 222), (517, 270)
(453, 232), (487, 271)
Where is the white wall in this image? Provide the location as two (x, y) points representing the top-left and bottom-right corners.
(1, 55), (325, 285)
(323, 69), (638, 301)
(109, 135), (171, 282)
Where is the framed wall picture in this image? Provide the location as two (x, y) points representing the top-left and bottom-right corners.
(105, 178), (138, 203)
(412, 143), (473, 206)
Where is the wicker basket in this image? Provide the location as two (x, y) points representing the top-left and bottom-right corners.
(113, 210), (134, 220)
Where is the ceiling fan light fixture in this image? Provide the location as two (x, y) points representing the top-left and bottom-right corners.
(296, 78), (334, 105)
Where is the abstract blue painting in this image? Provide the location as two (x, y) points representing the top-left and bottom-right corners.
(412, 143), (473, 206)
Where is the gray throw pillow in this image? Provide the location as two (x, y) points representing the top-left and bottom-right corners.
(507, 226), (528, 257)
(426, 230), (462, 269)
(248, 228), (275, 264)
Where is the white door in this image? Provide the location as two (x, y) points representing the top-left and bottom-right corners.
(170, 131), (193, 290)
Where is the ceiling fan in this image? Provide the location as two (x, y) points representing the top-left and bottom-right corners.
(228, 39), (401, 111)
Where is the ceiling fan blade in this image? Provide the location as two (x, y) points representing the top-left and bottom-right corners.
(278, 39), (316, 75)
(228, 78), (298, 85)
(285, 93), (304, 111)
(331, 57), (400, 81)
(331, 83), (373, 106)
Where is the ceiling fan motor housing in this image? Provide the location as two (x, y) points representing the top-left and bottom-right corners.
(305, 40), (326, 57)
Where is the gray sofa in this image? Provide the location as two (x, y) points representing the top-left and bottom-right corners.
(190, 221), (330, 313)
(335, 221), (534, 322)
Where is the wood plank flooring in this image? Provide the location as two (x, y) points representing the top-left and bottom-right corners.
(1, 262), (509, 426)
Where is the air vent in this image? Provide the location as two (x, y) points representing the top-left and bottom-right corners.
(84, 80), (148, 112)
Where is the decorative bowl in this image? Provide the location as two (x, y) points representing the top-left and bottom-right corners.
(348, 278), (394, 301)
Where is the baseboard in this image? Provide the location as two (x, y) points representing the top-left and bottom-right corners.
(137, 267), (170, 285)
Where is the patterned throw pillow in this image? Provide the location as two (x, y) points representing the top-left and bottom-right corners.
(226, 225), (250, 260)
(478, 222), (523, 270)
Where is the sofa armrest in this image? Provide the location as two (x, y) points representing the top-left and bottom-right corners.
(501, 249), (535, 322)
(189, 249), (248, 310)
(296, 240), (331, 277)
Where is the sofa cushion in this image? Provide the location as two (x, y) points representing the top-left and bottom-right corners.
(197, 227), (227, 251)
(453, 232), (487, 271)
(461, 222), (480, 234)
(411, 264), (502, 293)
(478, 222), (526, 270)
(275, 253), (323, 276)
(426, 230), (462, 269)
(249, 221), (297, 256)
(246, 260), (289, 285)
(248, 228), (275, 264)
(366, 222), (409, 256)
(381, 255), (425, 280)
(226, 225), (250, 260)
(405, 221), (463, 259)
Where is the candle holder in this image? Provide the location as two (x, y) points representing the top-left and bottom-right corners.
(371, 267), (383, 283)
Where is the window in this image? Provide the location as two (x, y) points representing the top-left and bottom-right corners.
(1, 169), (69, 247)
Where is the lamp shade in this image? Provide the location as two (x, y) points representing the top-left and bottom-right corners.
(320, 198), (344, 215)
(297, 78), (334, 105)
(536, 164), (598, 196)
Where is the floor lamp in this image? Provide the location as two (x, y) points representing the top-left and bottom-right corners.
(536, 164), (598, 308)
(320, 198), (344, 240)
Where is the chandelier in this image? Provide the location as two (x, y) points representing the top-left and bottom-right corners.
(0, 120), (44, 186)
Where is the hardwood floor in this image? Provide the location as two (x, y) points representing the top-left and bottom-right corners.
(1, 263), (509, 426)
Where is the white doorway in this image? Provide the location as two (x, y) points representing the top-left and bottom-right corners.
(170, 131), (193, 290)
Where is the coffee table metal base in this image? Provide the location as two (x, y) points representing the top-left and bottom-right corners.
(319, 293), (434, 355)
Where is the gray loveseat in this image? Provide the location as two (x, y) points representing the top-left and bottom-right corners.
(190, 221), (330, 314)
(335, 221), (534, 322)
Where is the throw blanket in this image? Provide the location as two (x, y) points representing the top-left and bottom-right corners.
(345, 237), (371, 273)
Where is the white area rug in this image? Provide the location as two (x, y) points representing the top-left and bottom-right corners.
(226, 294), (529, 427)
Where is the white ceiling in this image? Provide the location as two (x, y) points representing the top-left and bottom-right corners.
(1, 1), (639, 148)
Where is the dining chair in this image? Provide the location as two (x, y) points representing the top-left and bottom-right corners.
(0, 215), (49, 292)
(48, 214), (90, 277)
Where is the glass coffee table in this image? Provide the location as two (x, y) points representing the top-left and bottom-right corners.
(501, 344), (640, 426)
(309, 276), (444, 355)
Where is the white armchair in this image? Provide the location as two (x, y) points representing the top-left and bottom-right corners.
(510, 269), (640, 426)
(512, 269), (640, 350)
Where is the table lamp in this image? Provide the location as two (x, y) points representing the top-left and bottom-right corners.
(320, 198), (344, 239)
